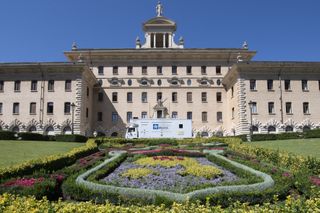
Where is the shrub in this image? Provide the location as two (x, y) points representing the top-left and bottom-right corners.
(17, 132), (46, 141)
(303, 129), (320, 138)
(55, 134), (87, 143)
(0, 131), (16, 140)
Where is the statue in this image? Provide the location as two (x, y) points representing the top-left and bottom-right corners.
(156, 1), (163, 17)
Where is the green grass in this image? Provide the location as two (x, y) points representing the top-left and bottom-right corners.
(248, 138), (320, 159)
(0, 140), (83, 168)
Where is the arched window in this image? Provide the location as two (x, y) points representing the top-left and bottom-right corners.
(285, 126), (294, 132)
(157, 79), (162, 86)
(201, 131), (209, 137)
(63, 126), (72, 135)
(28, 126), (37, 133)
(12, 126), (19, 133)
(111, 132), (118, 137)
(252, 125), (259, 132)
(45, 126), (55, 136)
(303, 126), (311, 132)
(268, 126), (276, 133)
(127, 79), (132, 86)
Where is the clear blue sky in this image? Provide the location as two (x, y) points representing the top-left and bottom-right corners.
(0, 0), (319, 62)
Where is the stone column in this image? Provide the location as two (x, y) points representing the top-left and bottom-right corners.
(163, 33), (166, 48)
(153, 33), (156, 48)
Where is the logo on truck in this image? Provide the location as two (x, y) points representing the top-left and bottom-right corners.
(153, 124), (169, 130)
(153, 124), (159, 130)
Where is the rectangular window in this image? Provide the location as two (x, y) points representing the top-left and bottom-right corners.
(30, 102), (36, 114)
(48, 80), (54, 92)
(127, 66), (133, 75)
(187, 111), (192, 120)
(0, 81), (3, 92)
(250, 79), (256, 91)
(65, 80), (72, 91)
(268, 102), (275, 114)
(172, 111), (178, 118)
(64, 102), (71, 114)
(285, 80), (291, 91)
(127, 92), (133, 102)
(157, 92), (162, 101)
(231, 86), (234, 98)
(0, 103), (3, 114)
(112, 92), (118, 102)
(172, 92), (178, 103)
(157, 66), (162, 75)
(201, 92), (207, 102)
(113, 66), (118, 75)
(142, 66), (147, 75)
(98, 92), (103, 102)
(302, 80), (308, 91)
(286, 102), (292, 114)
(141, 111), (147, 119)
(14, 80), (21, 92)
(127, 112), (132, 123)
(202, 112), (207, 122)
(47, 102), (54, 114)
(98, 66), (104, 75)
(216, 92), (222, 102)
(187, 92), (192, 103)
(112, 112), (118, 123)
(97, 112), (103, 121)
(141, 92), (148, 103)
(87, 87), (89, 97)
(251, 102), (257, 114)
(13, 102), (19, 114)
(319, 80), (320, 90)
(172, 66), (177, 75)
(201, 66), (207, 75)
(267, 79), (273, 90)
(31, 80), (37, 91)
(186, 66), (192, 75)
(216, 66), (221, 75)
(303, 102), (309, 114)
(86, 108), (89, 118)
(232, 107), (235, 119)
(217, 112), (223, 122)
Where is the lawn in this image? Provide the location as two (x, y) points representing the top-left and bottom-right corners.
(248, 138), (320, 159)
(0, 140), (83, 168)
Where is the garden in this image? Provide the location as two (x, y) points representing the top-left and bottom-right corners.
(0, 134), (319, 212)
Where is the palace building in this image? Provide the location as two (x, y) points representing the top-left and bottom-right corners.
(0, 2), (320, 137)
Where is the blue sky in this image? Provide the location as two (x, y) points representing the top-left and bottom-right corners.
(0, 0), (319, 62)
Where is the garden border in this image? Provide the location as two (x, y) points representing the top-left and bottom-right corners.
(76, 149), (274, 203)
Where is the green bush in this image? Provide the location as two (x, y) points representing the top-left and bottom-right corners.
(17, 132), (46, 141)
(303, 129), (320, 138)
(55, 134), (87, 143)
(0, 131), (16, 140)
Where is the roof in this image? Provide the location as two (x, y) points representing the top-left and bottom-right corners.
(143, 16), (177, 31)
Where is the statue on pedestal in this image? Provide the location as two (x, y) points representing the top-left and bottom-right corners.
(156, 1), (163, 17)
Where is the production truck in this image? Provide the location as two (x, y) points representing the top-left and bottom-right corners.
(125, 119), (192, 139)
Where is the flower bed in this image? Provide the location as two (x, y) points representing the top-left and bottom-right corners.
(102, 156), (233, 193)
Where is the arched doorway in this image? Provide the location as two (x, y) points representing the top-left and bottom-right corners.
(201, 131), (209, 137)
(267, 126), (276, 133)
(11, 126), (19, 133)
(285, 126), (294, 132)
(28, 126), (37, 133)
(252, 125), (259, 133)
(303, 126), (311, 132)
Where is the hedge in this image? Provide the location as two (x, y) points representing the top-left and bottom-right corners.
(17, 132), (47, 141)
(0, 131), (16, 140)
(74, 150), (274, 204)
(0, 139), (98, 181)
(55, 134), (87, 143)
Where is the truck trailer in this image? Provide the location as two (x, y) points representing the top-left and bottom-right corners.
(125, 119), (192, 139)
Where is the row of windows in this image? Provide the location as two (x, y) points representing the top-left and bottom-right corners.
(249, 79), (320, 91)
(103, 92), (223, 103)
(96, 111), (223, 123)
(98, 66), (222, 76)
(249, 102), (311, 114)
(0, 80), (72, 92)
(0, 102), (75, 115)
(251, 125), (312, 133)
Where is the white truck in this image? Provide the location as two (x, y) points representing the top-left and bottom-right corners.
(125, 119), (192, 139)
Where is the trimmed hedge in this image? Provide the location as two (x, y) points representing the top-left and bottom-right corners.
(238, 129), (320, 142)
(0, 131), (16, 140)
(55, 134), (87, 143)
(17, 132), (46, 141)
(0, 139), (98, 181)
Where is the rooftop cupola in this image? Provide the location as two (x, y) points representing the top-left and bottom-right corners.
(137, 1), (184, 49)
